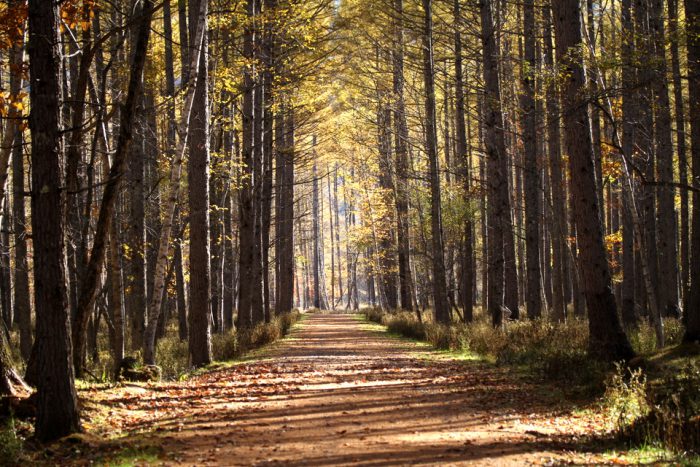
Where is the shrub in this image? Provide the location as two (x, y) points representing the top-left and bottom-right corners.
(622, 362), (700, 452)
(212, 329), (238, 361)
(0, 418), (23, 465)
(155, 336), (189, 380)
(385, 312), (426, 340)
(604, 363), (650, 433)
(236, 311), (302, 356)
(364, 307), (385, 325)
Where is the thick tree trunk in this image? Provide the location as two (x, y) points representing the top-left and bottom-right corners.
(552, 0), (634, 360)
(187, 0), (212, 368)
(26, 0), (81, 440)
(480, 0), (509, 327)
(275, 104), (295, 314)
(421, 0), (450, 324)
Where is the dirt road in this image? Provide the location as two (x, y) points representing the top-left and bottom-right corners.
(85, 313), (600, 466)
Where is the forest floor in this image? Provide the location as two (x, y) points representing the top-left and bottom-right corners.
(50, 312), (639, 466)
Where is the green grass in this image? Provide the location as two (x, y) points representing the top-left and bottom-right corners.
(603, 443), (700, 466)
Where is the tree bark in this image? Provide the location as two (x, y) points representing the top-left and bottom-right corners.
(421, 0), (450, 324)
(70, 0), (154, 376)
(26, 0), (81, 440)
(552, 0), (634, 360)
(143, 0), (207, 364)
(480, 0), (509, 327)
(452, 0), (473, 322)
(522, 0), (541, 319)
(237, 0), (257, 327)
(684, 0), (700, 343)
(8, 22), (32, 359)
(187, 0), (212, 367)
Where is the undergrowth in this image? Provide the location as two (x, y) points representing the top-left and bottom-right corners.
(76, 309), (304, 382)
(364, 306), (699, 456)
(0, 417), (25, 466)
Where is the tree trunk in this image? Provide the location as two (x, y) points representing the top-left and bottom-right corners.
(481, 0), (509, 327)
(668, 0), (689, 314)
(552, 0), (635, 360)
(237, 0), (257, 328)
(522, 0), (541, 319)
(421, 0), (450, 324)
(452, 0), (473, 322)
(187, 0), (212, 368)
(70, 0), (154, 377)
(393, 0), (413, 312)
(26, 0), (81, 440)
(620, 0), (637, 328)
(649, 0), (680, 319)
(143, 1), (207, 364)
(8, 23), (32, 359)
(684, 0), (700, 343)
(543, 6), (567, 322)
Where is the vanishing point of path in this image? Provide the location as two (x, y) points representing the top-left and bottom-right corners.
(87, 313), (603, 466)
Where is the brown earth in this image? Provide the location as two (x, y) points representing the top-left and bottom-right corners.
(70, 312), (610, 466)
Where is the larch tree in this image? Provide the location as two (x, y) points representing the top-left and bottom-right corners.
(187, 0), (213, 367)
(26, 0), (81, 440)
(421, 0), (450, 324)
(552, 0), (634, 361)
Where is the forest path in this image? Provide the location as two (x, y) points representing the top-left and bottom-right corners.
(87, 313), (603, 466)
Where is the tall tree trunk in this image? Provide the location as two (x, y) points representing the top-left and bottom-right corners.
(312, 158), (325, 309)
(552, 0), (635, 360)
(543, 6), (566, 322)
(187, 0), (212, 367)
(237, 0), (257, 328)
(26, 0), (81, 440)
(668, 0), (689, 314)
(649, 0), (680, 319)
(481, 0), (509, 327)
(620, 0), (637, 328)
(452, 0), (473, 322)
(522, 0), (541, 319)
(393, 0), (413, 312)
(69, 1), (154, 377)
(421, 0), (450, 324)
(143, 1), (207, 364)
(8, 23), (32, 359)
